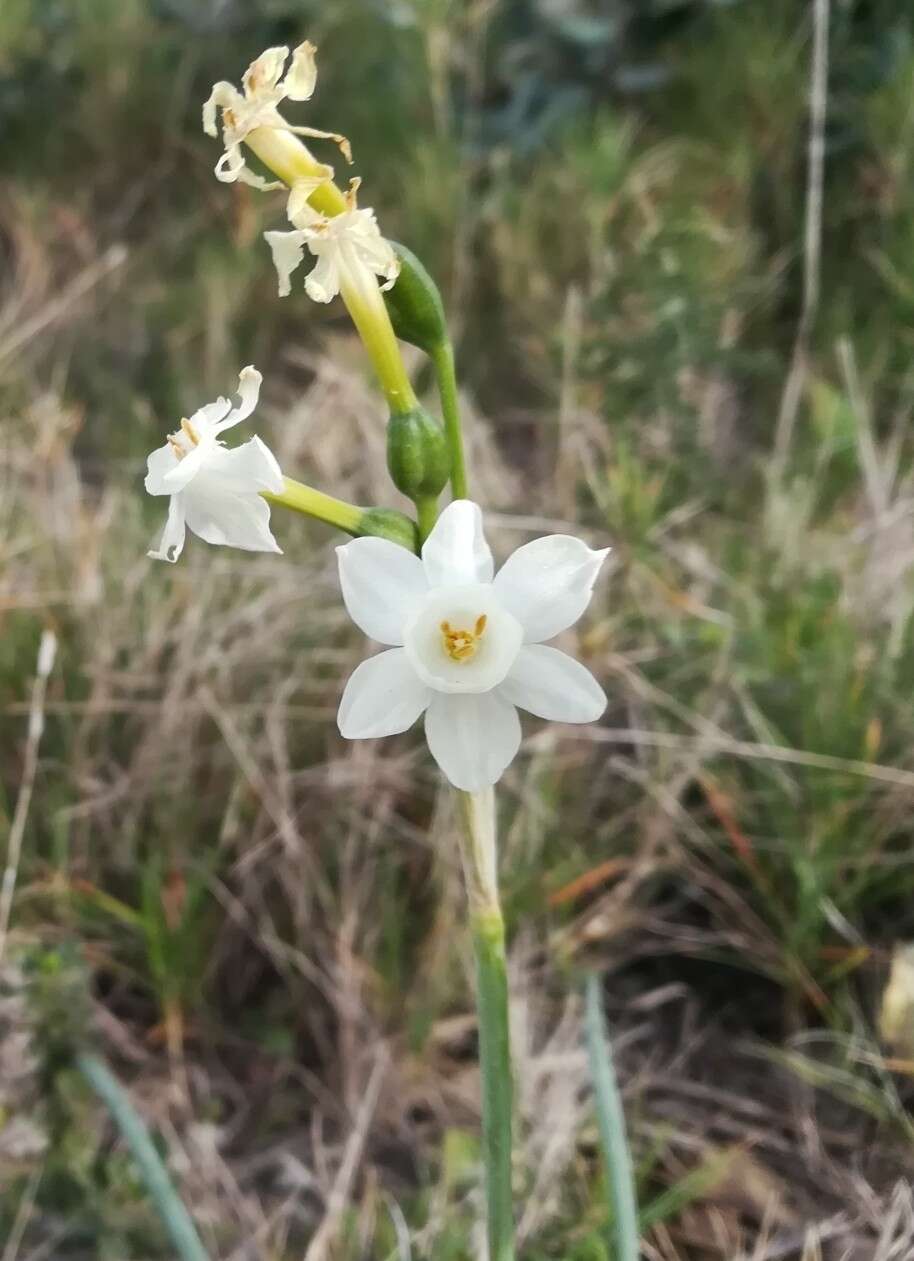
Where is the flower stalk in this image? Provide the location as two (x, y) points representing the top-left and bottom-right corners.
(263, 476), (363, 534)
(264, 476), (419, 550)
(338, 264), (417, 415)
(415, 495), (440, 543)
(431, 340), (468, 500)
(245, 126), (347, 216)
(457, 788), (515, 1261)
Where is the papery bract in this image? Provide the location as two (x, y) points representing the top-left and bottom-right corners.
(336, 500), (608, 790)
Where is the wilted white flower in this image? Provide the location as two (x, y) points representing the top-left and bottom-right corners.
(203, 41), (347, 190)
(336, 501), (608, 791)
(145, 367), (283, 564)
(264, 178), (399, 303)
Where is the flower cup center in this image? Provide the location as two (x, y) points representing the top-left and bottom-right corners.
(168, 418), (200, 460)
(441, 615), (487, 663)
(403, 584), (523, 696)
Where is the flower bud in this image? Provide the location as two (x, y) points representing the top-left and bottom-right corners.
(387, 406), (451, 500)
(357, 507), (420, 553)
(383, 242), (447, 354)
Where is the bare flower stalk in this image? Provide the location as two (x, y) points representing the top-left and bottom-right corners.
(338, 256), (418, 415)
(457, 788), (515, 1261)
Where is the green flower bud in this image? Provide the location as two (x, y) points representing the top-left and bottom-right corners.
(387, 406), (451, 501)
(383, 242), (447, 354)
(357, 507), (420, 553)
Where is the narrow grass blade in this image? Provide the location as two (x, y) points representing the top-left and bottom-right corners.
(585, 973), (639, 1261)
(76, 1052), (211, 1261)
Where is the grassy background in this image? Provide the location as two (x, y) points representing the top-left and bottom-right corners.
(4, 0), (914, 1256)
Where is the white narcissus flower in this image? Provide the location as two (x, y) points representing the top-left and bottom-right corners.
(203, 41), (347, 189)
(145, 367), (284, 564)
(264, 179), (399, 303)
(336, 501), (608, 791)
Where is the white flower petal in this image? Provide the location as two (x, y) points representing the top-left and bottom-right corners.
(215, 143), (246, 184)
(493, 535), (609, 642)
(304, 251), (341, 303)
(202, 436), (284, 494)
(284, 41), (318, 101)
(424, 691), (521, 791)
(148, 495), (187, 564)
(265, 230), (307, 297)
(286, 177), (333, 227)
(145, 443), (180, 495)
(213, 365), (262, 433)
(162, 440), (210, 492)
(189, 397), (232, 435)
(338, 649), (430, 739)
(499, 645), (606, 722)
(352, 226), (399, 289)
(183, 485), (281, 554)
(202, 82), (236, 137)
(242, 46), (289, 98)
(422, 500), (494, 588)
(235, 164), (285, 192)
(337, 537), (428, 646)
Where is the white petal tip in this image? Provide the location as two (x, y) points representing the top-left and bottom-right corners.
(580, 689), (607, 723)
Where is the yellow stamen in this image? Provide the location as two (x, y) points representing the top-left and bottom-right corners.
(167, 418), (200, 461)
(180, 418), (200, 446)
(344, 176), (362, 210)
(441, 614), (487, 663)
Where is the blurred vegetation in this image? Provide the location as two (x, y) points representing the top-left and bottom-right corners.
(4, 0), (914, 1256)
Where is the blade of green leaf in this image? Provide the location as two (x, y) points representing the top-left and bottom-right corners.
(585, 973), (639, 1261)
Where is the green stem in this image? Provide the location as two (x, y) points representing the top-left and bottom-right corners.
(263, 476), (363, 534)
(76, 1052), (211, 1261)
(431, 341), (468, 499)
(473, 911), (514, 1261)
(264, 479), (420, 551)
(458, 789), (515, 1261)
(584, 974), (639, 1261)
(415, 495), (439, 543)
(340, 269), (418, 416)
(245, 127), (348, 217)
